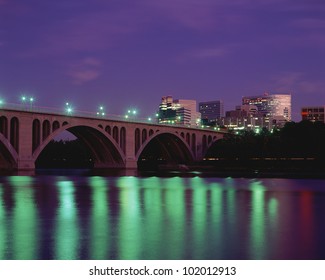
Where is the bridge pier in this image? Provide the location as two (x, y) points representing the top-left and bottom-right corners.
(125, 159), (137, 169)
(17, 159), (35, 170)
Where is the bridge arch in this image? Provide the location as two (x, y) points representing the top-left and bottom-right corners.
(136, 131), (194, 166)
(52, 121), (60, 132)
(33, 123), (125, 168)
(32, 119), (41, 152)
(202, 136), (223, 159)
(0, 132), (18, 169)
(10, 117), (19, 152)
(42, 120), (51, 141)
(0, 116), (8, 138)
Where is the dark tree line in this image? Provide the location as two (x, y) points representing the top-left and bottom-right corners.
(207, 121), (325, 161)
(36, 139), (94, 168)
(35, 121), (325, 171)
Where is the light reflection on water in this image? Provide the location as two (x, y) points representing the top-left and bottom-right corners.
(0, 175), (324, 259)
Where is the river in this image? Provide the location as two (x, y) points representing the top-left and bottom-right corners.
(0, 170), (324, 259)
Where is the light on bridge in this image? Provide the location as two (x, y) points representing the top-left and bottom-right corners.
(126, 108), (137, 120)
(65, 102), (73, 115)
(21, 95), (35, 110)
(96, 106), (105, 117)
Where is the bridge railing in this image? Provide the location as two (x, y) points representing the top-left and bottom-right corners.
(0, 103), (227, 132)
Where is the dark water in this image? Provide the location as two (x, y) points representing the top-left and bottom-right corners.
(0, 171), (325, 260)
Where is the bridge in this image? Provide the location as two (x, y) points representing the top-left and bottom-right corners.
(0, 106), (226, 170)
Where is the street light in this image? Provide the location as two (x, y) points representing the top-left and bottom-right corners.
(21, 95), (34, 110)
(29, 97), (34, 110)
(126, 108), (137, 120)
(65, 102), (73, 115)
(21, 96), (27, 109)
(97, 106), (105, 117)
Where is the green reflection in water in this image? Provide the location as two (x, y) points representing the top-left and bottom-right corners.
(11, 177), (39, 259)
(9, 176), (34, 187)
(143, 177), (163, 259)
(88, 177), (109, 259)
(191, 177), (207, 259)
(164, 177), (185, 259)
(249, 180), (266, 259)
(225, 177), (237, 234)
(267, 197), (279, 255)
(55, 180), (79, 259)
(268, 198), (278, 223)
(117, 177), (141, 259)
(210, 184), (223, 256)
(0, 184), (6, 259)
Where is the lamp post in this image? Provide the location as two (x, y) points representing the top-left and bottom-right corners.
(65, 102), (73, 115)
(125, 109), (137, 120)
(29, 97), (34, 111)
(97, 106), (105, 117)
(21, 96), (27, 109)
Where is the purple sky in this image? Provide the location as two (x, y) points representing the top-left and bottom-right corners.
(0, 0), (324, 121)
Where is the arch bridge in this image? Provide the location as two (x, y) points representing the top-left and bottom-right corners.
(0, 108), (226, 170)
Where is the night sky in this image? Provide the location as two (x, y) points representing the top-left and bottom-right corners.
(0, 0), (324, 121)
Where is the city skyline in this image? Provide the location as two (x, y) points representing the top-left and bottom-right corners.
(0, 0), (324, 121)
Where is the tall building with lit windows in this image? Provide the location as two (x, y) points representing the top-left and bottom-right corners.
(157, 96), (201, 126)
(242, 92), (291, 121)
(199, 100), (224, 124)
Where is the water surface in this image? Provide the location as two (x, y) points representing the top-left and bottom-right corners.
(0, 173), (324, 259)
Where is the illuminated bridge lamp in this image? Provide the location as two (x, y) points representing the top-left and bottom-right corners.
(97, 106), (105, 117)
(65, 102), (73, 115)
(29, 97), (34, 109)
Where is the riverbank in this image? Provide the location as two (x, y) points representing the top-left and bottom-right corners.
(187, 158), (325, 178)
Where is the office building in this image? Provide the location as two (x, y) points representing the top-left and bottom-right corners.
(301, 106), (325, 122)
(157, 96), (201, 126)
(242, 92), (291, 121)
(199, 100), (224, 123)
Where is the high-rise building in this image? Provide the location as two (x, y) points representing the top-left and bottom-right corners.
(301, 106), (325, 122)
(242, 92), (291, 121)
(199, 100), (224, 123)
(157, 96), (201, 126)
